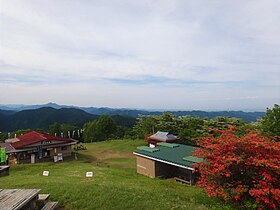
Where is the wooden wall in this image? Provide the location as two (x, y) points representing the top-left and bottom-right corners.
(136, 156), (156, 178)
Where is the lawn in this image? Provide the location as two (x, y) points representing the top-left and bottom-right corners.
(0, 140), (233, 210)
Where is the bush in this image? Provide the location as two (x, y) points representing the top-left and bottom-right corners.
(194, 127), (280, 209)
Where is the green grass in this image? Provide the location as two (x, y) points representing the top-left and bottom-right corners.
(0, 140), (233, 210)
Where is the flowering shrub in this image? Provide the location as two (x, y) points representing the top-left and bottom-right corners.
(194, 127), (280, 209)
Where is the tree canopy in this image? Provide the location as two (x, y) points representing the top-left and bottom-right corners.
(261, 104), (280, 139)
(83, 115), (117, 142)
(132, 112), (252, 145)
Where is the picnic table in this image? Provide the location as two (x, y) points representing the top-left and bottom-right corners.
(0, 189), (41, 210)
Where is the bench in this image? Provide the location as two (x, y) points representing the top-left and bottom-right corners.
(174, 177), (192, 186)
(41, 201), (58, 210)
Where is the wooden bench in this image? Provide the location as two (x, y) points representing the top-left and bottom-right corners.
(0, 189), (41, 210)
(41, 201), (58, 210)
(174, 177), (192, 185)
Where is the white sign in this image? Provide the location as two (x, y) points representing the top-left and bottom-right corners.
(58, 153), (63, 161)
(86, 172), (93, 177)
(43, 171), (49, 176)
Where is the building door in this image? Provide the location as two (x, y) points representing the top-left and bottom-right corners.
(31, 154), (35, 164)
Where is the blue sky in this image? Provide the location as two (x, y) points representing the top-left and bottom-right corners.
(0, 0), (279, 111)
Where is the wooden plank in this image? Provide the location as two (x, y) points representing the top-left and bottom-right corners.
(12, 189), (40, 210)
(0, 189), (41, 210)
(174, 177), (191, 185)
(38, 194), (50, 202)
(41, 201), (58, 210)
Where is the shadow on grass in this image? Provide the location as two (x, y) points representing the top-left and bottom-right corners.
(75, 153), (119, 168)
(10, 164), (28, 171)
(74, 153), (97, 163)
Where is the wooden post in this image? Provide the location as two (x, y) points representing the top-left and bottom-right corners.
(190, 170), (192, 186)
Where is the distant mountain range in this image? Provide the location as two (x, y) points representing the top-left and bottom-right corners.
(0, 107), (137, 132)
(0, 107), (98, 132)
(0, 103), (266, 132)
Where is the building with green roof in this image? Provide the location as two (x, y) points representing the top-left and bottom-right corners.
(133, 142), (202, 185)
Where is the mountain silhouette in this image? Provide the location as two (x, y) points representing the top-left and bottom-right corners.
(0, 107), (98, 132)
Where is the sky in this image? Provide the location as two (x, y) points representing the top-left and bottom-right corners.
(0, 0), (279, 111)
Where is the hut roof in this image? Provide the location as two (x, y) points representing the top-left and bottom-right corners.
(12, 131), (76, 149)
(134, 142), (202, 169)
(148, 131), (178, 141)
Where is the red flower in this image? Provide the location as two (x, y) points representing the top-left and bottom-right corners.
(234, 195), (241, 200)
(194, 128), (280, 209)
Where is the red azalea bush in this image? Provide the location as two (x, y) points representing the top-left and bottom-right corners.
(194, 127), (280, 209)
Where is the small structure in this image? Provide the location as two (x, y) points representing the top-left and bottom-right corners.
(147, 131), (179, 146)
(0, 131), (77, 164)
(133, 142), (202, 185)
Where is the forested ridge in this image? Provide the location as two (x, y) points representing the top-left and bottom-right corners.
(1, 104), (278, 145)
(0, 105), (265, 132)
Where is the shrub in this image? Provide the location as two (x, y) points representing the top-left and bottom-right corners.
(194, 127), (280, 209)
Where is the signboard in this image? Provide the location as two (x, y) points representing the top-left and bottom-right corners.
(54, 153), (63, 162)
(38, 146), (43, 159)
(31, 154), (35, 164)
(58, 153), (63, 161)
(43, 171), (49, 176)
(86, 172), (93, 177)
(0, 148), (7, 163)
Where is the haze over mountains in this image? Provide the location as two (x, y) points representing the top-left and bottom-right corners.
(0, 103), (266, 132)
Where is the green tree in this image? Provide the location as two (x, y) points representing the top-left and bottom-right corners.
(206, 116), (245, 130)
(11, 129), (32, 138)
(133, 115), (159, 138)
(0, 129), (32, 142)
(0, 132), (6, 142)
(83, 121), (100, 142)
(49, 123), (61, 135)
(60, 124), (78, 137)
(177, 116), (206, 145)
(261, 104), (280, 139)
(36, 128), (45, 133)
(157, 112), (178, 134)
(49, 123), (79, 138)
(83, 115), (117, 142)
(134, 113), (205, 144)
(112, 125), (126, 139)
(133, 113), (258, 145)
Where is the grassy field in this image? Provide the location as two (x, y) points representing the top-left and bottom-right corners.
(0, 140), (233, 210)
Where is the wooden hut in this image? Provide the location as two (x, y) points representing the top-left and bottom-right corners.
(0, 131), (77, 164)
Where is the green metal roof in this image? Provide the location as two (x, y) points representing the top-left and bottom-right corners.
(157, 142), (179, 148)
(134, 143), (202, 169)
(136, 146), (160, 153)
(182, 156), (203, 163)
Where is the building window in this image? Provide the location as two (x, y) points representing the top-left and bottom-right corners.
(61, 146), (68, 151)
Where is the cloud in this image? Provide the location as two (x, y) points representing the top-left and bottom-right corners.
(0, 0), (279, 110)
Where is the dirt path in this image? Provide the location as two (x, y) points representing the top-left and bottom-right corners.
(93, 149), (134, 161)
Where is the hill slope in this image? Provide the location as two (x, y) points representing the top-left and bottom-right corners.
(0, 140), (233, 209)
(0, 107), (99, 131)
